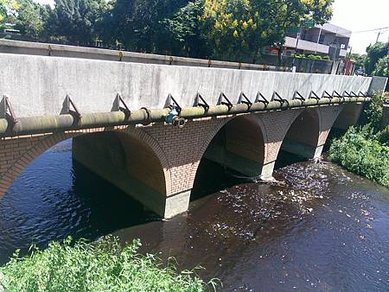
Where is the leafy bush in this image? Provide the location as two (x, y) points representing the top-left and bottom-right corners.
(365, 93), (385, 130)
(329, 126), (389, 187)
(293, 53), (305, 59)
(307, 54), (322, 60)
(378, 125), (389, 145)
(0, 236), (212, 292)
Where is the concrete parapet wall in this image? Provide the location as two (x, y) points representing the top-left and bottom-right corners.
(0, 39), (286, 71)
(0, 50), (372, 119)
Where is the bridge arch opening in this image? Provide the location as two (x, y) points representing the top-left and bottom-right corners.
(276, 109), (320, 169)
(1, 130), (169, 234)
(72, 131), (168, 215)
(0, 131), (169, 261)
(324, 104), (363, 151)
(191, 115), (265, 200)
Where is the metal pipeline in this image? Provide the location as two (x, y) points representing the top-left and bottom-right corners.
(0, 96), (369, 138)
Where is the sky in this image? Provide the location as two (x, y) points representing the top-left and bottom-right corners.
(331, 0), (389, 54)
(34, 0), (389, 55)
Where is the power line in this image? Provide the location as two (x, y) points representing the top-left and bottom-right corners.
(353, 26), (389, 33)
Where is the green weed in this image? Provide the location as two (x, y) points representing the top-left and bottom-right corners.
(0, 236), (214, 292)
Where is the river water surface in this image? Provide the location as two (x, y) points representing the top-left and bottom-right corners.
(1, 139), (389, 291)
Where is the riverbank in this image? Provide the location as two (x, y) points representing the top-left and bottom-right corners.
(329, 126), (389, 187)
(328, 93), (389, 188)
(0, 236), (209, 291)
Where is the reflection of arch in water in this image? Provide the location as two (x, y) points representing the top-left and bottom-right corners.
(191, 115), (266, 199)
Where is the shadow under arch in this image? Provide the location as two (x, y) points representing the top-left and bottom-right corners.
(72, 130), (168, 216)
(191, 115), (265, 200)
(1, 129), (170, 217)
(0, 131), (168, 264)
(275, 109), (320, 169)
(324, 103), (364, 151)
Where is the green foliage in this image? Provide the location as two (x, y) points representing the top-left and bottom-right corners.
(350, 53), (366, 70)
(329, 126), (389, 188)
(0, 236), (211, 292)
(307, 54), (322, 60)
(329, 93), (389, 188)
(104, 0), (188, 53)
(372, 55), (389, 78)
(160, 0), (207, 57)
(364, 42), (388, 75)
(293, 53), (329, 61)
(364, 93), (385, 130)
(378, 125), (389, 145)
(13, 0), (50, 38)
(4, 0), (335, 61)
(47, 0), (110, 45)
(0, 0), (20, 27)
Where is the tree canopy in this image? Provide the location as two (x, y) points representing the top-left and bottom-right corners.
(2, 0), (335, 62)
(365, 42), (389, 76)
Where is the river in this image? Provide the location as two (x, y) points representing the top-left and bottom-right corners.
(1, 139), (389, 291)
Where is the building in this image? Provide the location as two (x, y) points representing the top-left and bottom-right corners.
(284, 23), (351, 59)
(261, 23), (352, 74)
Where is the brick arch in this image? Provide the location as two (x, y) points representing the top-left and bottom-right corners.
(256, 109), (303, 160)
(0, 132), (77, 196)
(125, 127), (172, 196)
(191, 114), (267, 189)
(284, 109), (321, 148)
(0, 126), (173, 198)
(167, 117), (230, 194)
(316, 105), (345, 146)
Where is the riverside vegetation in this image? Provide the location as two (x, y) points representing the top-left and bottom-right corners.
(0, 236), (216, 291)
(329, 93), (389, 187)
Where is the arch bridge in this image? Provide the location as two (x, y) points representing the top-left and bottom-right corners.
(0, 40), (387, 218)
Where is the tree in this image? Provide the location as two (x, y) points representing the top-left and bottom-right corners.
(162, 0), (207, 57)
(48, 0), (110, 45)
(13, 0), (50, 39)
(270, 0), (334, 64)
(349, 53), (366, 70)
(373, 56), (389, 77)
(106, 0), (188, 52)
(199, 0), (334, 63)
(0, 0), (20, 29)
(364, 42), (388, 75)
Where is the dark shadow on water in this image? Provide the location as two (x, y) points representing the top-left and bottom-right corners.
(275, 150), (307, 170)
(71, 160), (160, 234)
(0, 145), (159, 265)
(191, 159), (247, 201)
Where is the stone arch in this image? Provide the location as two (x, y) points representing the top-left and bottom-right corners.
(191, 114), (266, 199)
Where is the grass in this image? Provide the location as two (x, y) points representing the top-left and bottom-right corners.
(0, 236), (214, 292)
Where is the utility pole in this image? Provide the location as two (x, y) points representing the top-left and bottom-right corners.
(376, 31), (381, 43)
